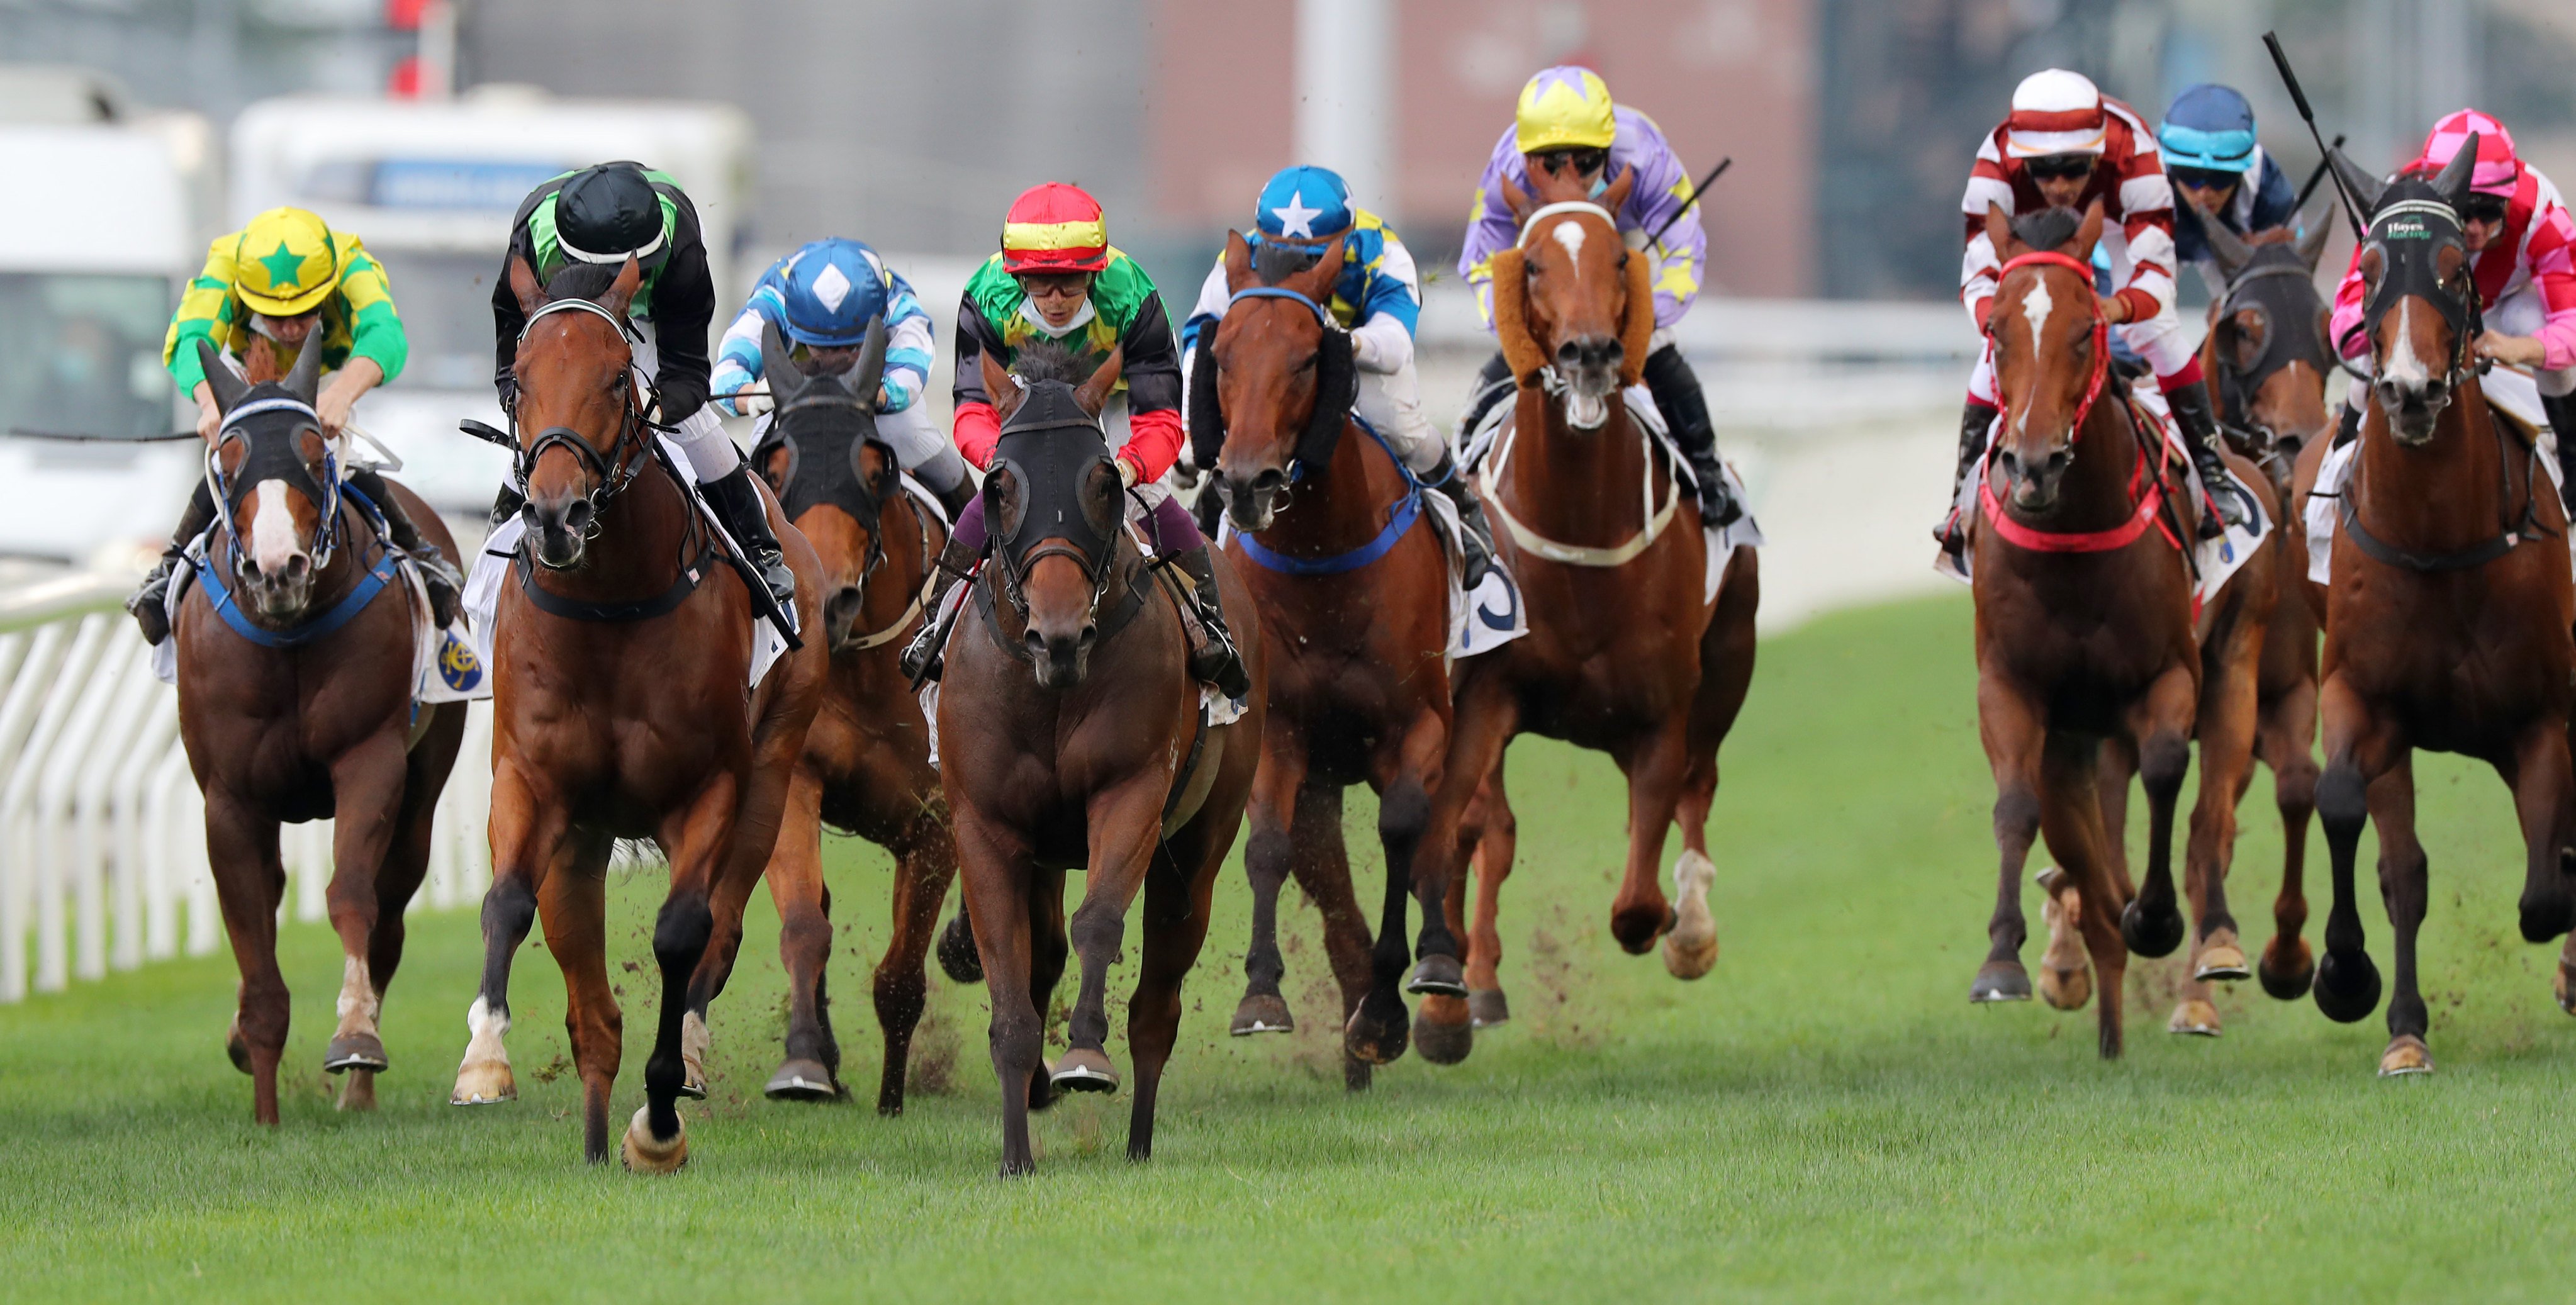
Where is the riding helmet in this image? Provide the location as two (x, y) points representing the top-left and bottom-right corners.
(556, 162), (670, 267)
(1515, 66), (1616, 155)
(1000, 182), (1109, 274)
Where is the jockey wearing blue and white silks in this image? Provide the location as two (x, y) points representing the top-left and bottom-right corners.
(1180, 166), (1495, 580)
(712, 238), (971, 512)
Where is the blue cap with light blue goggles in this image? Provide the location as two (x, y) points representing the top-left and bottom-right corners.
(2159, 122), (2257, 174)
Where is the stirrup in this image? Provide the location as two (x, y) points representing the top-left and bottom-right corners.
(128, 554), (180, 644)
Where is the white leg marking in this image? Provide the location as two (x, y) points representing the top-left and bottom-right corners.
(250, 479), (304, 575)
(335, 955), (379, 1034)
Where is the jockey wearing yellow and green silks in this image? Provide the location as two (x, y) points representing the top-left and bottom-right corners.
(128, 206), (460, 644)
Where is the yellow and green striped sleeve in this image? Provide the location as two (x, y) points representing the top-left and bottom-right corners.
(163, 235), (244, 394)
(335, 242), (408, 383)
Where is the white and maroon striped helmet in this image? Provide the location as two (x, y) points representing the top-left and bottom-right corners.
(2004, 69), (2107, 159)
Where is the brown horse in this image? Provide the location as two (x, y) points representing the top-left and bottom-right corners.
(1197, 232), (1462, 1078)
(1404, 157), (1760, 1061)
(449, 257), (827, 1168)
(1963, 201), (2280, 1058)
(172, 337), (466, 1123)
(2305, 146), (2576, 1075)
(937, 342), (1264, 1175)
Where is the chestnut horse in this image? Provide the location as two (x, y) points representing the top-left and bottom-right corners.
(173, 337), (466, 1123)
(938, 342), (1264, 1175)
(449, 257), (826, 1168)
(1964, 201), (2280, 1058)
(1198, 232), (1462, 1079)
(2305, 144), (2576, 1075)
(1405, 157), (1760, 1062)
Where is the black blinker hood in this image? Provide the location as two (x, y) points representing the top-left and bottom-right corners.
(990, 379), (1119, 573)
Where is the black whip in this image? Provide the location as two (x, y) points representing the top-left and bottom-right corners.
(6, 427), (196, 442)
(2293, 134), (2347, 210)
(2263, 31), (2366, 242)
(1645, 157), (1732, 250)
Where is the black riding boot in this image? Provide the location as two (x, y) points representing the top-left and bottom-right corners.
(1455, 351), (1515, 446)
(1937, 400), (1996, 556)
(2545, 391), (2576, 517)
(1424, 452), (1495, 587)
(899, 534), (982, 685)
(345, 466), (461, 629)
(1642, 344), (1739, 527)
(1171, 544), (1252, 700)
(932, 474), (977, 524)
(703, 464), (796, 612)
(127, 479), (218, 644)
(2166, 379), (2248, 539)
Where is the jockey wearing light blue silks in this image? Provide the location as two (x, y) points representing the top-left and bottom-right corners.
(712, 237), (971, 514)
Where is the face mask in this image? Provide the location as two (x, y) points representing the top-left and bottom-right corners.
(1019, 294), (1097, 339)
(1588, 173), (1608, 199)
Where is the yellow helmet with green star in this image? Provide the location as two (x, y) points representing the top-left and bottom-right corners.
(1515, 65), (1616, 154)
(232, 208), (339, 317)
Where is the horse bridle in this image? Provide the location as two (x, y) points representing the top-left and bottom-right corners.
(511, 297), (672, 552)
(1512, 201), (1624, 418)
(1988, 250), (2114, 448)
(1194, 283), (1358, 485)
(2346, 198), (2485, 393)
(754, 401), (932, 647)
(206, 395), (347, 571)
(2212, 257), (2330, 474)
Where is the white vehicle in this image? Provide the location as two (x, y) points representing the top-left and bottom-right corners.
(0, 68), (216, 566)
(228, 87), (756, 511)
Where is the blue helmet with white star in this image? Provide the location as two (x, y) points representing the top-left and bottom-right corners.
(1255, 165), (1354, 243)
(777, 238), (889, 349)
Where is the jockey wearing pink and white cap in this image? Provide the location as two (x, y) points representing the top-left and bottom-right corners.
(2327, 109), (2576, 503)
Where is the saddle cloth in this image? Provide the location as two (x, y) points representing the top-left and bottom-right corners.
(2304, 386), (2570, 585)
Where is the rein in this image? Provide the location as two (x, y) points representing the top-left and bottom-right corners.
(1234, 413), (1428, 576)
(510, 298), (671, 553)
(2331, 403), (2552, 573)
(193, 481), (401, 648)
(206, 396), (347, 574)
(1476, 396), (1681, 568)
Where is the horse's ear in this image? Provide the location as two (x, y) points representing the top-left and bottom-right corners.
(2296, 210), (2332, 271)
(2182, 201), (2254, 277)
(283, 319), (327, 403)
(599, 256), (642, 316)
(849, 317), (888, 398)
(1500, 172), (1535, 225)
(1599, 165), (1637, 216)
(196, 339), (249, 415)
(760, 319), (804, 405)
(978, 347), (1021, 422)
(1221, 230), (1255, 294)
(1291, 235), (1347, 301)
(508, 253), (545, 316)
(1076, 345), (1125, 417)
(1983, 203), (2020, 260)
(2073, 199), (2106, 261)
(2432, 132), (2482, 211)
(2327, 148), (2386, 218)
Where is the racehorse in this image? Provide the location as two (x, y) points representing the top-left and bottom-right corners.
(695, 318), (961, 1112)
(1197, 230), (1462, 1080)
(2305, 142), (2576, 1075)
(449, 256), (826, 1167)
(936, 340), (1265, 1175)
(1963, 201), (2280, 1058)
(172, 336), (467, 1123)
(1403, 157), (1759, 1062)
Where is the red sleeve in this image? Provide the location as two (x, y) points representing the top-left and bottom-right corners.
(954, 400), (1000, 469)
(2115, 287), (2162, 324)
(1117, 406), (1184, 484)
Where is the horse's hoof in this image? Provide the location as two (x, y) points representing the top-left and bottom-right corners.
(1969, 960), (2032, 1003)
(323, 1031), (388, 1075)
(450, 1057), (517, 1106)
(2193, 934), (2251, 983)
(678, 1011), (710, 1101)
(2312, 949), (2383, 1024)
(619, 1106), (688, 1175)
(1344, 995), (1411, 1065)
(1468, 989), (1511, 1028)
(1662, 849), (1718, 979)
(2555, 958), (2576, 1016)
(2166, 998), (2222, 1037)
(1048, 1048), (1119, 1094)
(1608, 904), (1666, 956)
(2377, 1034), (2434, 1077)
(2258, 936), (2315, 1000)
(763, 1058), (840, 1102)
(2037, 961), (2092, 1012)
(2120, 897), (2187, 958)
(225, 1021), (252, 1076)
(1403, 954), (1468, 998)
(935, 913), (982, 984)
(2517, 890), (2575, 944)
(1230, 992), (1294, 1036)
(1412, 997), (1474, 1065)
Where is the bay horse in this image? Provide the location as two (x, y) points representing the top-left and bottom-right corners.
(1403, 157), (1759, 1062)
(1197, 231), (1462, 1080)
(2305, 143), (2575, 1075)
(1964, 201), (2281, 1058)
(449, 256), (827, 1168)
(172, 336), (467, 1123)
(938, 341), (1264, 1175)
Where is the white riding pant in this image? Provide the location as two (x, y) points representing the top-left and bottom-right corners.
(751, 400), (970, 495)
(1355, 357), (1449, 477)
(630, 324), (741, 481)
(1964, 295), (2195, 406)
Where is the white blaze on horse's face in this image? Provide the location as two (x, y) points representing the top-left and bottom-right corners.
(2014, 279), (2057, 437)
(250, 479), (304, 575)
(1551, 220), (1586, 279)
(2381, 298), (2428, 389)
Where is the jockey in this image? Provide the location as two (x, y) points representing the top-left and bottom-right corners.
(488, 161), (795, 612)
(128, 206), (459, 643)
(2158, 83), (2301, 272)
(2326, 109), (2576, 508)
(1944, 69), (2252, 555)
(1455, 65), (1739, 526)
(710, 237), (975, 519)
(1181, 165), (1497, 584)
(900, 182), (1248, 696)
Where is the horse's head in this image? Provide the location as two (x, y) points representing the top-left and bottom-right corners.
(978, 339), (1126, 690)
(1489, 160), (1651, 430)
(2193, 206), (2338, 476)
(752, 318), (897, 649)
(507, 253), (644, 569)
(196, 335), (335, 621)
(2331, 138), (2485, 446)
(1196, 230), (1356, 531)
(1981, 199), (2109, 513)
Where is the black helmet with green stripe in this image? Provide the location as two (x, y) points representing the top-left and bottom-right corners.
(556, 163), (671, 271)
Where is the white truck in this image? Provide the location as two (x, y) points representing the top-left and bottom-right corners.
(227, 87), (756, 512)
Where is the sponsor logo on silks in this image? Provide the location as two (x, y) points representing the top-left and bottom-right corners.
(439, 631), (483, 691)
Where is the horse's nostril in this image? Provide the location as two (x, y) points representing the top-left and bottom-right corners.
(1250, 468), (1285, 494)
(1078, 624), (1098, 649)
(563, 500), (594, 532)
(1557, 341), (1582, 367)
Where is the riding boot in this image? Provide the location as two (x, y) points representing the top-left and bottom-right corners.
(932, 474), (977, 525)
(1936, 400), (1996, 557)
(899, 534), (982, 685)
(1423, 452), (1495, 587)
(127, 479), (218, 644)
(1171, 544), (1252, 700)
(702, 464), (797, 612)
(1642, 344), (1739, 527)
(1454, 351), (1516, 447)
(2545, 391), (2576, 517)
(345, 466), (461, 629)
(2166, 379), (2248, 539)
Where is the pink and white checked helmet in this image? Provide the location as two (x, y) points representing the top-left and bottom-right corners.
(2417, 109), (2521, 196)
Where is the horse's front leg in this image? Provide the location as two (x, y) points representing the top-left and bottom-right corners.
(870, 787), (959, 1116)
(1608, 717), (1691, 956)
(1464, 769), (1519, 1026)
(2369, 758), (2433, 1075)
(1054, 770), (1170, 1094)
(2312, 675), (2402, 1026)
(950, 803), (1039, 1175)
(454, 759), (566, 1107)
(622, 771), (741, 1174)
(2173, 612), (2265, 1036)
(761, 763), (840, 1103)
(320, 729), (412, 1100)
(2118, 662), (2198, 959)
(1972, 674), (2046, 1004)
(203, 790), (287, 1124)
(2256, 671), (2321, 1000)
(1232, 730), (1308, 1037)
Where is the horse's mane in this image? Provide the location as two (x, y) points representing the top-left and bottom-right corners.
(1008, 337), (1092, 384)
(544, 262), (623, 304)
(2010, 208), (2084, 255)
(1253, 239), (1324, 286)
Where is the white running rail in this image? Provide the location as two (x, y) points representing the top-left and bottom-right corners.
(0, 574), (491, 1003)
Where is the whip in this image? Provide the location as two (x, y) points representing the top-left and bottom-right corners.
(1644, 157), (1733, 251)
(2263, 31), (2367, 242)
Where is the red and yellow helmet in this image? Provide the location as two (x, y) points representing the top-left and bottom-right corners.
(1000, 182), (1109, 274)
(233, 207), (339, 316)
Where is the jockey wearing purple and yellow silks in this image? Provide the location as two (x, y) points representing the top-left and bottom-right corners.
(1453, 65), (1738, 525)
